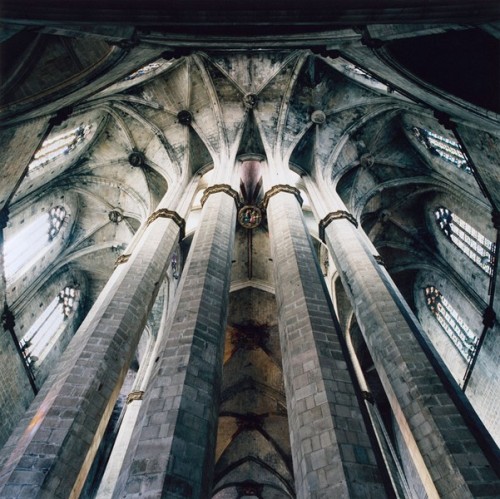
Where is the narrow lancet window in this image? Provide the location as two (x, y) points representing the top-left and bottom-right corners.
(425, 286), (477, 361)
(4, 206), (67, 282)
(412, 127), (471, 173)
(29, 124), (92, 171)
(19, 285), (79, 365)
(435, 207), (495, 275)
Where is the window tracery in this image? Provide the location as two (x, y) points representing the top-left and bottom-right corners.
(19, 285), (79, 365)
(412, 127), (471, 173)
(48, 206), (66, 240)
(424, 286), (477, 361)
(29, 124), (92, 171)
(4, 207), (67, 282)
(434, 207), (495, 275)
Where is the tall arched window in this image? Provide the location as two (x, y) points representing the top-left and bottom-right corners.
(4, 205), (67, 282)
(435, 207), (495, 275)
(424, 286), (477, 362)
(412, 127), (471, 174)
(29, 124), (92, 171)
(19, 285), (79, 365)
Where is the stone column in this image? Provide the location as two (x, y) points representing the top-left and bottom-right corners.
(114, 182), (238, 498)
(0, 186), (190, 498)
(305, 178), (500, 498)
(264, 183), (386, 498)
(95, 332), (156, 499)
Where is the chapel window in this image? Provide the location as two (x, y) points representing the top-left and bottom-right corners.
(412, 127), (471, 173)
(19, 285), (79, 366)
(434, 207), (495, 275)
(4, 206), (67, 282)
(424, 286), (478, 361)
(29, 124), (92, 171)
(124, 61), (162, 81)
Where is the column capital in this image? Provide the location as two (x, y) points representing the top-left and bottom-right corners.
(319, 210), (358, 242)
(114, 254), (131, 268)
(126, 390), (144, 404)
(261, 184), (302, 210)
(361, 391), (374, 403)
(146, 208), (186, 241)
(201, 184), (240, 208)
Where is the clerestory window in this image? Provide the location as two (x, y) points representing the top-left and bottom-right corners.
(424, 286), (478, 362)
(4, 206), (67, 283)
(19, 285), (79, 366)
(124, 61), (162, 81)
(412, 127), (471, 174)
(434, 207), (495, 275)
(29, 124), (92, 171)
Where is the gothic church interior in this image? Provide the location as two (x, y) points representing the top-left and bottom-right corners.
(0, 2), (499, 498)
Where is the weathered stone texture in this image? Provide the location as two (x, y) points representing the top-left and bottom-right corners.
(115, 190), (236, 498)
(0, 216), (181, 498)
(267, 190), (386, 499)
(0, 118), (50, 212)
(323, 215), (500, 498)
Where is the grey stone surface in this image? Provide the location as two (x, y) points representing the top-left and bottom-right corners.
(267, 190), (386, 499)
(0, 214), (181, 498)
(114, 190), (237, 498)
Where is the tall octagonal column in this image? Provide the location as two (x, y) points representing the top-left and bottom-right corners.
(306, 178), (500, 498)
(0, 186), (191, 498)
(114, 183), (238, 498)
(265, 183), (387, 499)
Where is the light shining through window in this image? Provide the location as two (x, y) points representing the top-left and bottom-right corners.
(434, 207), (495, 275)
(4, 207), (66, 283)
(412, 127), (471, 173)
(19, 285), (79, 365)
(29, 124), (92, 171)
(425, 286), (477, 361)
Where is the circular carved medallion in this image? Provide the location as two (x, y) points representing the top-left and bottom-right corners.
(238, 205), (262, 229)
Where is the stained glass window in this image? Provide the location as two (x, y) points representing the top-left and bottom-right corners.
(19, 285), (79, 365)
(424, 286), (477, 361)
(29, 124), (92, 171)
(412, 127), (471, 173)
(434, 207), (495, 275)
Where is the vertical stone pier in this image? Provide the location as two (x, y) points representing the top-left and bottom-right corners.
(115, 185), (237, 498)
(265, 184), (386, 498)
(308, 180), (500, 498)
(0, 199), (185, 498)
